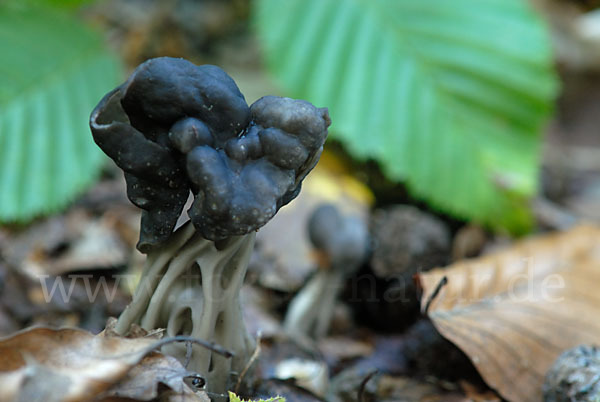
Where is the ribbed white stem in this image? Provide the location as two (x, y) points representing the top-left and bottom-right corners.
(115, 222), (256, 400)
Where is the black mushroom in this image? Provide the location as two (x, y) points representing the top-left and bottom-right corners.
(284, 204), (369, 339)
(89, 57), (330, 398)
(90, 57), (330, 252)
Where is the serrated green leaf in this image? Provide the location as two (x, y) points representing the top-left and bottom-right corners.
(0, 5), (121, 222)
(228, 391), (286, 402)
(253, 0), (559, 233)
(5, 0), (97, 9)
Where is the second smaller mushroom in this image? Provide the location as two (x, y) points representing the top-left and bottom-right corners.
(283, 204), (369, 338)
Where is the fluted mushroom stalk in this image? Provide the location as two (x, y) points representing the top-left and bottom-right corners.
(89, 57), (329, 398)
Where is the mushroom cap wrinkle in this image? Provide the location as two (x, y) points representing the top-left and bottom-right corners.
(90, 57), (330, 252)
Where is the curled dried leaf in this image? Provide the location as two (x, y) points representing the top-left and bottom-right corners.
(0, 327), (209, 402)
(100, 353), (209, 402)
(0, 327), (155, 402)
(418, 225), (600, 402)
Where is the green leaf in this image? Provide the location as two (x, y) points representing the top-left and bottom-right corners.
(253, 0), (559, 232)
(6, 0), (98, 9)
(0, 5), (121, 222)
(228, 391), (286, 402)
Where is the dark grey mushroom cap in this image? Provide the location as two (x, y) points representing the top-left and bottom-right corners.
(90, 57), (329, 251)
(90, 85), (188, 253)
(121, 58), (250, 146)
(187, 96), (330, 240)
(308, 204), (369, 269)
(251, 95), (331, 152)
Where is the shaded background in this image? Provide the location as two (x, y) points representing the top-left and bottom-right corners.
(1, 0), (600, 400)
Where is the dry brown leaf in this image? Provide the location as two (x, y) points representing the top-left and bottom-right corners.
(318, 336), (374, 364)
(459, 380), (501, 402)
(99, 318), (209, 401)
(0, 326), (208, 402)
(100, 353), (209, 402)
(418, 225), (600, 402)
(21, 215), (129, 278)
(0, 327), (156, 402)
(102, 316), (165, 340)
(3, 208), (131, 280)
(375, 375), (467, 402)
(328, 368), (470, 402)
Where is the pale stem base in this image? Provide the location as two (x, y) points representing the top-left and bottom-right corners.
(115, 222), (256, 399)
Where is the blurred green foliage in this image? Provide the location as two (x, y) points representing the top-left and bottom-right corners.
(0, 3), (121, 222)
(8, 0), (97, 9)
(253, 0), (559, 233)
